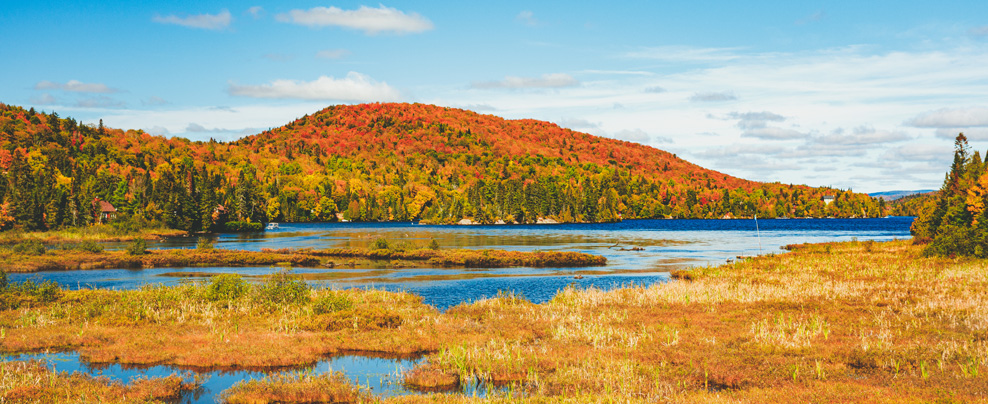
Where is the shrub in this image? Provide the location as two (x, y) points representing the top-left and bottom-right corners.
(313, 293), (353, 314)
(206, 274), (248, 302)
(226, 221), (263, 232)
(258, 269), (310, 305)
(428, 239), (440, 250)
(12, 240), (46, 255)
(372, 238), (389, 250)
(127, 238), (148, 256)
(0, 269), (7, 291)
(76, 240), (104, 253)
(197, 237), (215, 250)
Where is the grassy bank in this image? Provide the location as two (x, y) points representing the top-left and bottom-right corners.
(0, 225), (186, 245)
(0, 244), (606, 273)
(2, 240), (986, 402)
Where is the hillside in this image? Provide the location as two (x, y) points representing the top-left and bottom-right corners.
(868, 190), (935, 201)
(0, 102), (885, 232)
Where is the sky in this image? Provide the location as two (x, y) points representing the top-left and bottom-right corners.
(2, 1), (988, 193)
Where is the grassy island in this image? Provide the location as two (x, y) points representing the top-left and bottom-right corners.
(0, 242), (606, 273)
(1, 239), (986, 402)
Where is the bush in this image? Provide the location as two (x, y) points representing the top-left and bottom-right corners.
(226, 221), (263, 232)
(12, 240), (46, 255)
(197, 237), (215, 250)
(206, 274), (248, 302)
(313, 293), (353, 314)
(127, 238), (148, 256)
(258, 269), (310, 305)
(0, 269), (7, 291)
(372, 238), (389, 250)
(428, 239), (440, 250)
(76, 240), (104, 253)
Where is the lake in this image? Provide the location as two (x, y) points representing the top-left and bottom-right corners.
(10, 217), (914, 310)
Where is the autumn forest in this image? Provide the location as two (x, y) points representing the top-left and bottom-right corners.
(0, 102), (886, 232)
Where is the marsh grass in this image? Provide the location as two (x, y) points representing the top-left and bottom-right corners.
(0, 359), (198, 403)
(221, 370), (374, 404)
(0, 225), (184, 246)
(1, 240), (986, 402)
(1, 246), (605, 274)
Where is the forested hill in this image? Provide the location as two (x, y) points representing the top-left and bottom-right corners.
(0, 102), (885, 232)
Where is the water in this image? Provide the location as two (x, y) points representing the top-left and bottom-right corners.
(1, 351), (416, 403)
(11, 218), (914, 310)
(2, 351), (512, 403)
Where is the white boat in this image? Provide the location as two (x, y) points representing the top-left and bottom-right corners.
(265, 222), (280, 230)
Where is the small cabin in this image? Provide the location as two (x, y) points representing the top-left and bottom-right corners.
(93, 198), (117, 224)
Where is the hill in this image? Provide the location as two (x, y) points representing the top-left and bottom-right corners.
(868, 190), (935, 201)
(0, 102), (885, 232)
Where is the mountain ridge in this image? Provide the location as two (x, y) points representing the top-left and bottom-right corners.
(0, 102), (885, 231)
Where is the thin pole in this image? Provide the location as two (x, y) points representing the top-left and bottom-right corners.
(755, 214), (762, 256)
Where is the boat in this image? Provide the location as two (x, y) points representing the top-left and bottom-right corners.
(265, 222), (279, 230)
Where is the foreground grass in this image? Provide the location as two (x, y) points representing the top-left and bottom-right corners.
(0, 246), (605, 273)
(1, 240), (986, 403)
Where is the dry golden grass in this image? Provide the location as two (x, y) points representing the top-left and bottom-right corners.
(1, 240), (986, 403)
(0, 359), (196, 403)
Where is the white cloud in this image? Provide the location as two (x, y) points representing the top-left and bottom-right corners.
(152, 9), (232, 30)
(613, 129), (651, 142)
(625, 46), (743, 62)
(556, 118), (599, 130)
(742, 127), (807, 140)
(936, 127), (988, 140)
(813, 126), (911, 145)
(727, 111), (785, 122)
(35, 80), (117, 93)
(516, 10), (538, 26)
(970, 26), (988, 36)
(906, 107), (988, 128)
(472, 73), (579, 89)
(228, 72), (402, 102)
(275, 5), (433, 35)
(690, 91), (737, 102)
(75, 96), (125, 108)
(30, 93), (58, 105)
(316, 49), (350, 59)
(247, 6), (263, 18)
(142, 96), (169, 106)
(643, 86), (666, 93)
(144, 126), (170, 136)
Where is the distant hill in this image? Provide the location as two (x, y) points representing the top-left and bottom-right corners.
(0, 102), (886, 231)
(868, 190), (935, 201)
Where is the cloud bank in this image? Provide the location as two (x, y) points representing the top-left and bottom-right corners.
(228, 72), (402, 102)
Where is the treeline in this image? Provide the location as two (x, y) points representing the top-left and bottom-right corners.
(888, 192), (936, 217)
(0, 102), (887, 232)
(912, 134), (988, 257)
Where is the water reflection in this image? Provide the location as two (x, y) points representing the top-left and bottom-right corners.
(2, 351), (420, 403)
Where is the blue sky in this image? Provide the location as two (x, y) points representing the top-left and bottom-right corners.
(3, 1), (988, 192)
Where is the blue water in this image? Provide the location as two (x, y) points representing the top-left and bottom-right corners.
(1, 351), (426, 403)
(11, 218), (914, 310)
